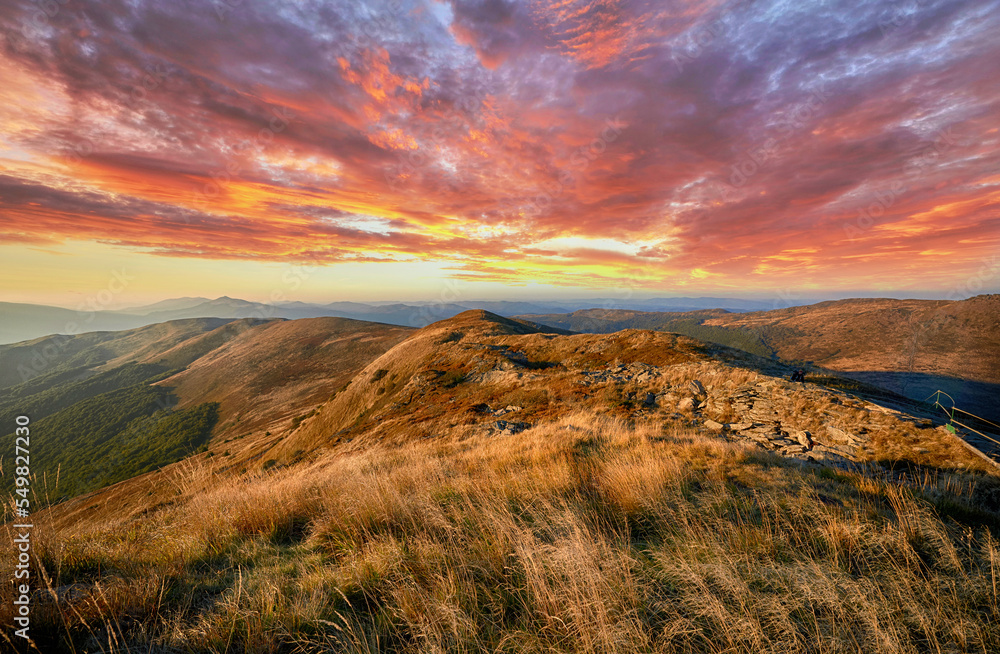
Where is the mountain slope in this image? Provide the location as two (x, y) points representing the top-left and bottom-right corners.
(271, 310), (994, 469)
(0, 317), (236, 388)
(0, 301), (153, 345)
(0, 316), (412, 507)
(157, 316), (413, 439)
(118, 297), (212, 315)
(518, 295), (1000, 421)
(10, 310), (1000, 653)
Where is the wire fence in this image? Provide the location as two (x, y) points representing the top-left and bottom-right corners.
(926, 390), (1000, 466)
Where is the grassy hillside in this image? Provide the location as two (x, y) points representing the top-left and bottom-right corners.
(3, 311), (998, 652)
(0, 317), (412, 505)
(156, 316), (414, 439)
(518, 295), (1000, 421)
(0, 362), (171, 427)
(0, 359), (222, 501)
(0, 318), (236, 389)
(5, 412), (999, 652)
(1, 380), (218, 501)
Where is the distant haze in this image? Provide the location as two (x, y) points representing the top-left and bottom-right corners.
(0, 295), (810, 345)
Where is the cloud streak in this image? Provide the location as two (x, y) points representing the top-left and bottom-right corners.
(1, 0), (998, 294)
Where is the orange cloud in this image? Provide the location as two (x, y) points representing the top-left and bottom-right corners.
(0, 0), (998, 297)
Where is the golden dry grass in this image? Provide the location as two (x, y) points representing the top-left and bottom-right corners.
(4, 314), (997, 652)
(4, 410), (999, 653)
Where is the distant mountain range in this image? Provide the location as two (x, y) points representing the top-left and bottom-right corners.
(0, 295), (804, 345)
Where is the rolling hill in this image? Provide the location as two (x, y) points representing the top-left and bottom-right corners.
(517, 295), (1000, 422)
(154, 316), (414, 439)
(3, 310), (999, 653)
(0, 316), (412, 505)
(1, 295), (799, 344)
(0, 317), (238, 389)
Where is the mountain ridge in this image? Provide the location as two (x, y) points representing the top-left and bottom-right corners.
(516, 295), (1000, 421)
(0, 295), (819, 344)
(7, 309), (1000, 653)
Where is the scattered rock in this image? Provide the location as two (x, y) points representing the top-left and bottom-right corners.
(689, 379), (707, 398)
(577, 362), (660, 386)
(825, 426), (859, 445)
(644, 392), (656, 406)
(813, 442), (856, 458)
(704, 419), (725, 431)
(494, 420), (530, 435)
(792, 430), (814, 450)
(678, 397), (697, 412)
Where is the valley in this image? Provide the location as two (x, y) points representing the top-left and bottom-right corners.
(517, 295), (1000, 423)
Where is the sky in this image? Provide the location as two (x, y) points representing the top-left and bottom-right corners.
(1, 0), (999, 308)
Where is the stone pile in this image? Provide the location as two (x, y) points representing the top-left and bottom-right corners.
(493, 420), (530, 435)
(492, 404), (522, 417)
(692, 381), (860, 466)
(577, 362), (660, 386)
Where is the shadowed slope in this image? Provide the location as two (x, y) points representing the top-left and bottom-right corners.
(518, 295), (1000, 420)
(0, 318), (244, 391)
(158, 317), (414, 439)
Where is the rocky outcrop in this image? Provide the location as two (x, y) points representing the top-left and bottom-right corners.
(577, 363), (869, 466)
(493, 420), (530, 435)
(577, 362), (660, 386)
(695, 384), (862, 466)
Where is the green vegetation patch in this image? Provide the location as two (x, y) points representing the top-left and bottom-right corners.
(0, 362), (173, 427)
(660, 319), (774, 358)
(3, 381), (218, 501)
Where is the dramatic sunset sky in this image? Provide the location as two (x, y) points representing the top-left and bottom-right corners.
(1, 0), (998, 307)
